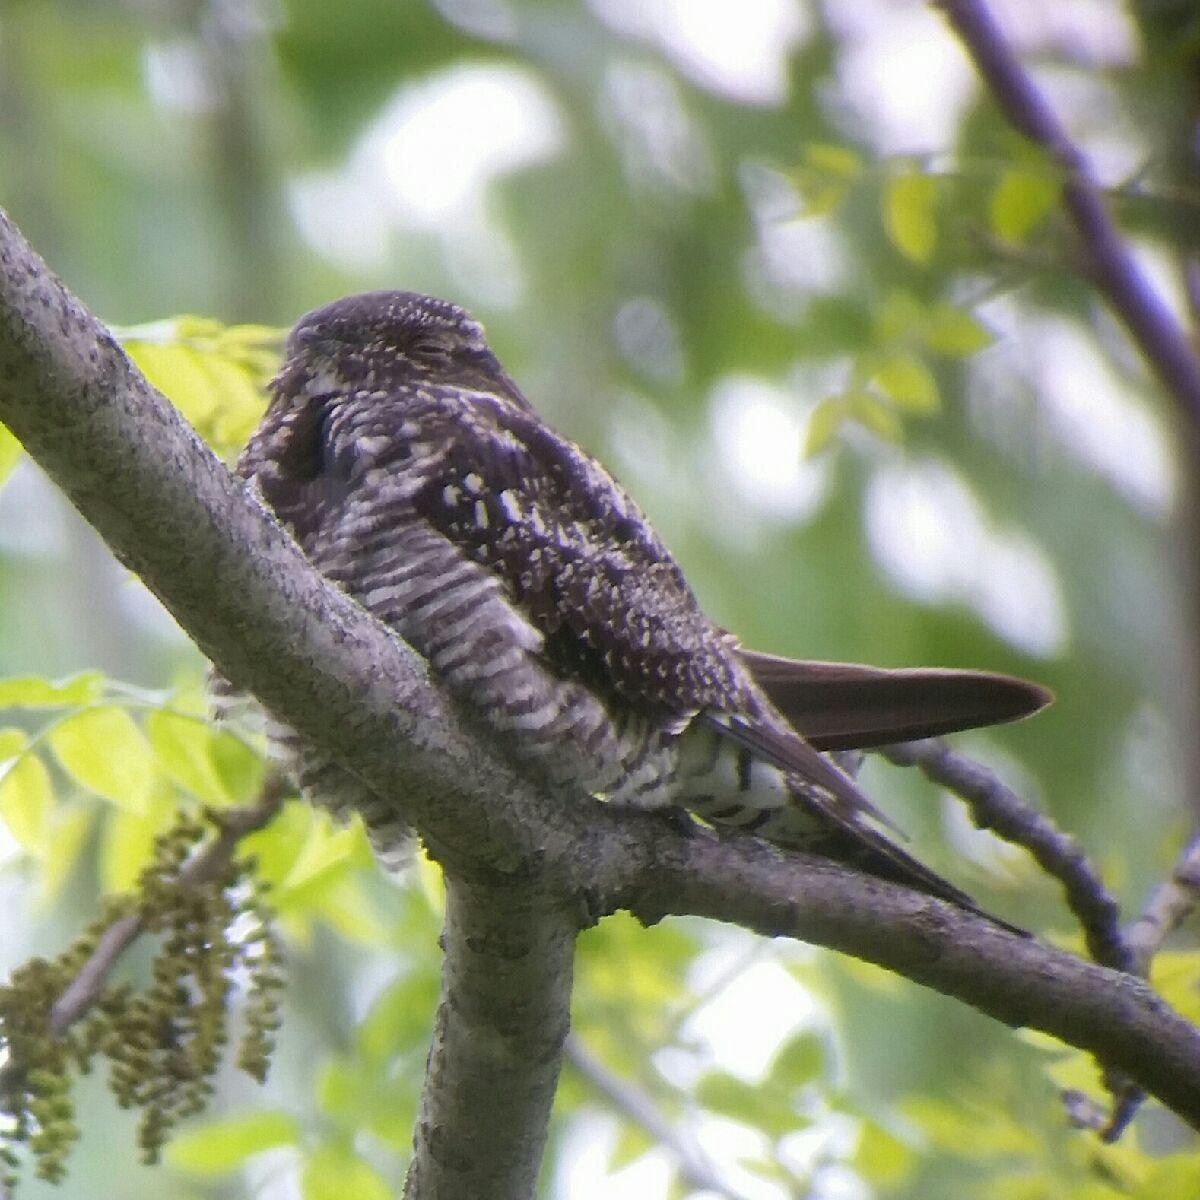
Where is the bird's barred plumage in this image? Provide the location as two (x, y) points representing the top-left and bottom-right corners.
(234, 290), (1049, 913)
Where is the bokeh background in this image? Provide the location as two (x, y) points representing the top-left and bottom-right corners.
(2, 0), (1199, 1197)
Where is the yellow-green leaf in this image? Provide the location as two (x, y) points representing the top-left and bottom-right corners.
(99, 790), (178, 893)
(845, 392), (905, 442)
(922, 303), (994, 357)
(39, 803), (93, 901)
(0, 729), (26, 758)
(302, 1144), (391, 1200)
(0, 750), (52, 853)
(280, 814), (364, 894)
(147, 710), (230, 804)
(48, 706), (155, 812)
(166, 1111), (299, 1175)
(609, 1122), (656, 1172)
(873, 352), (939, 413)
(0, 423), (21, 487)
(794, 143), (862, 217)
(356, 971), (441, 1065)
(127, 342), (220, 425)
(989, 167), (1058, 243)
(855, 1120), (915, 1185)
(315, 876), (391, 946)
(875, 290), (925, 342)
(883, 171), (937, 264)
(0, 672), (105, 708)
(804, 142), (862, 180)
(769, 1031), (826, 1085)
(804, 396), (849, 456)
(209, 730), (266, 804)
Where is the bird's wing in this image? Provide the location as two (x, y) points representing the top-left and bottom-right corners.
(409, 393), (751, 715)
(740, 651), (1052, 750)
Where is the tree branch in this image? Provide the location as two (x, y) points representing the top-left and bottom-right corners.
(1127, 829), (1200, 976)
(4, 207), (1200, 1190)
(405, 878), (576, 1199)
(596, 827), (1200, 1131)
(882, 740), (1130, 971)
(565, 1034), (748, 1200)
(936, 0), (1200, 422)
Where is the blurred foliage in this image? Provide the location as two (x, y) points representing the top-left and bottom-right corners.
(1, 0), (1200, 1197)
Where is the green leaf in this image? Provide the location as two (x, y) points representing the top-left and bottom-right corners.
(147, 710), (230, 804)
(48, 706), (155, 812)
(875, 290), (925, 342)
(872, 352), (940, 413)
(0, 672), (105, 709)
(356, 971), (441, 1065)
(845, 392), (905, 442)
(902, 1095), (1040, 1157)
(302, 1143), (392, 1200)
(989, 167), (1058, 243)
(0, 749), (53, 853)
(882, 171), (937, 264)
(1150, 950), (1200, 1024)
(166, 1111), (299, 1175)
(0, 423), (21, 488)
(281, 815), (366, 893)
(0, 729), (26, 758)
(126, 341), (220, 426)
(922, 303), (994, 357)
(39, 803), (93, 901)
(804, 396), (848, 456)
(794, 143), (862, 217)
(609, 1122), (656, 1172)
(855, 1120), (914, 1185)
(99, 791), (178, 893)
(209, 730), (266, 803)
(804, 142), (861, 180)
(316, 875), (392, 946)
(694, 1071), (807, 1139)
(316, 1057), (365, 1120)
(769, 1031), (826, 1086)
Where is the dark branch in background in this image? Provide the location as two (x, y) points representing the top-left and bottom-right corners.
(935, 0), (1200, 1140)
(5, 208), (1200, 1190)
(47, 778), (286, 1038)
(883, 740), (1130, 972)
(884, 733), (1141, 1138)
(936, 0), (1200, 421)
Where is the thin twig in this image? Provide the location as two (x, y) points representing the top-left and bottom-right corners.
(565, 1034), (749, 1200)
(882, 739), (1130, 971)
(936, 0), (1200, 422)
(1125, 830), (1200, 977)
(883, 738), (1142, 1139)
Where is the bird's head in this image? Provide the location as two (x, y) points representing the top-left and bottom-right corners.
(272, 290), (530, 409)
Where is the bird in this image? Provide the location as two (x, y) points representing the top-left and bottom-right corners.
(234, 289), (1049, 916)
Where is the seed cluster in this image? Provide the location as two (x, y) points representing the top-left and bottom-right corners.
(0, 812), (284, 1188)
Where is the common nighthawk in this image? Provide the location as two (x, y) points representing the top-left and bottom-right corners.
(236, 291), (1048, 912)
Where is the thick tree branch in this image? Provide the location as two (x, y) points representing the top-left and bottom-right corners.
(595, 829), (1200, 1131)
(936, 0), (1200, 421)
(406, 878), (576, 1199)
(4, 207), (1200, 1190)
